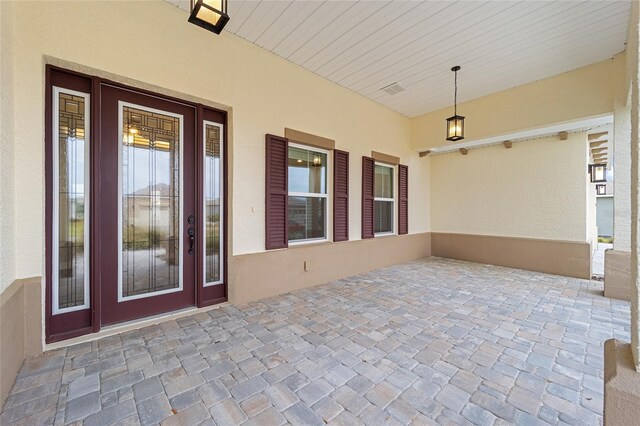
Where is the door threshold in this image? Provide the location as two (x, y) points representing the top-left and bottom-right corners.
(45, 302), (230, 351)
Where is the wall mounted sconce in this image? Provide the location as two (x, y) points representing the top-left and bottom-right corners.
(596, 184), (606, 195)
(589, 163), (606, 183)
(189, 0), (230, 35)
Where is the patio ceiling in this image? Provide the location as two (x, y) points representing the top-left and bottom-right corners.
(166, 0), (630, 117)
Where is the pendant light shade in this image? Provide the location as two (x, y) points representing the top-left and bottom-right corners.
(189, 0), (230, 35)
(446, 66), (465, 141)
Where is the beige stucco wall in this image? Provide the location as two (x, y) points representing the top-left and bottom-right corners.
(628, 0), (640, 371)
(5, 0), (428, 287)
(429, 133), (590, 242)
(0, 0), (16, 294)
(411, 57), (622, 151)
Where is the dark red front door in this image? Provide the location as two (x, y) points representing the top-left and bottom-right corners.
(98, 84), (197, 325)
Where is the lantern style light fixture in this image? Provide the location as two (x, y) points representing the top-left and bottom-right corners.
(589, 163), (607, 183)
(596, 184), (607, 195)
(188, 0), (229, 35)
(446, 65), (465, 141)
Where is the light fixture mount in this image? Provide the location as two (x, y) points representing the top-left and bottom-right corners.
(446, 65), (465, 141)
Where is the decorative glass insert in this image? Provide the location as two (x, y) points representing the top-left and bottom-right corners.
(204, 122), (223, 285)
(120, 103), (183, 300)
(53, 88), (90, 314)
(374, 164), (394, 234)
(287, 145), (328, 243)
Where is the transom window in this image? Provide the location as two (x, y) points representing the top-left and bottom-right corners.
(374, 163), (394, 235)
(288, 144), (328, 243)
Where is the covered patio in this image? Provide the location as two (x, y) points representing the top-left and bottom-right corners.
(2, 258), (629, 425)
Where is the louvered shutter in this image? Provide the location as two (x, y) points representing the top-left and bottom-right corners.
(265, 134), (288, 249)
(333, 150), (349, 242)
(398, 164), (408, 235)
(362, 156), (375, 239)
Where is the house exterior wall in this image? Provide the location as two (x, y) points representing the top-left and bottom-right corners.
(8, 0), (428, 281)
(0, 0), (16, 294)
(411, 56), (622, 151)
(430, 133), (590, 242)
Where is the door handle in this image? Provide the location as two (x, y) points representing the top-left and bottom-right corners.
(188, 227), (195, 254)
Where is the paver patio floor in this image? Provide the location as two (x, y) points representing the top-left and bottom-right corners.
(1, 257), (631, 425)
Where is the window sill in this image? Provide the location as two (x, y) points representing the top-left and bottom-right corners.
(288, 238), (331, 248)
(374, 232), (396, 238)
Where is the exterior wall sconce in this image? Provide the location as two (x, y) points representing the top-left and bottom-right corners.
(589, 163), (607, 183)
(189, 0), (229, 35)
(446, 66), (465, 141)
(596, 184), (607, 195)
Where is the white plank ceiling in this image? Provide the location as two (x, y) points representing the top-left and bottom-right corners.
(166, 0), (631, 117)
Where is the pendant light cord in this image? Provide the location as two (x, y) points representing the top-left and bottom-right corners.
(454, 68), (458, 116)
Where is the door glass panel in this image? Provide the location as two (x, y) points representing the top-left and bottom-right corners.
(204, 122), (223, 285)
(54, 88), (90, 313)
(120, 104), (182, 299)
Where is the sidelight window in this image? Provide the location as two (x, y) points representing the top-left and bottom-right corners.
(52, 87), (91, 314)
(203, 121), (224, 285)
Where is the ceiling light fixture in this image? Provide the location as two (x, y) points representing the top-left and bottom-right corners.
(446, 66), (465, 141)
(188, 0), (230, 35)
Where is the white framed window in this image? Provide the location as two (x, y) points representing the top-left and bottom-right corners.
(288, 143), (329, 244)
(374, 163), (395, 235)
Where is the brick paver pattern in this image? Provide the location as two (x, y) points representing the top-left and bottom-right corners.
(1, 258), (631, 425)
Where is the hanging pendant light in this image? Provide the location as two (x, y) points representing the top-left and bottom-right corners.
(188, 0), (230, 35)
(446, 66), (465, 141)
(596, 184), (607, 195)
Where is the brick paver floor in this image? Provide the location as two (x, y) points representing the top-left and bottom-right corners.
(1, 258), (631, 425)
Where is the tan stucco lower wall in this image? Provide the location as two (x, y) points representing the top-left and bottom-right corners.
(431, 232), (591, 279)
(0, 277), (43, 406)
(230, 233), (431, 304)
(605, 250), (631, 301)
(604, 339), (640, 425)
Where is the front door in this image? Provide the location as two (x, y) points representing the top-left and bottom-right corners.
(98, 84), (197, 325)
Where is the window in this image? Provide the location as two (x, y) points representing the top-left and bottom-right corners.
(52, 87), (91, 314)
(374, 163), (394, 235)
(288, 144), (328, 243)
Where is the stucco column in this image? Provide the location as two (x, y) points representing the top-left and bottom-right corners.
(614, 104), (632, 252)
(630, 0), (640, 371)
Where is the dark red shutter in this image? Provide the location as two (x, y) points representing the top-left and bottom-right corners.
(362, 156), (375, 239)
(398, 164), (408, 235)
(265, 134), (288, 249)
(333, 150), (349, 242)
